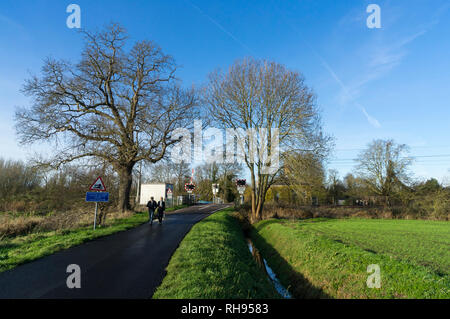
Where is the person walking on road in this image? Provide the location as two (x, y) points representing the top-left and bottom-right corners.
(146, 197), (157, 225)
(157, 197), (166, 225)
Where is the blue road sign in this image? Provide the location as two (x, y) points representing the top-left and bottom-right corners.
(86, 192), (109, 202)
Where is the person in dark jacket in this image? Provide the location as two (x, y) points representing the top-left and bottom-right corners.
(157, 197), (166, 224)
(146, 197), (157, 225)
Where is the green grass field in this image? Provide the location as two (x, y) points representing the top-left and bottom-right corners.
(251, 218), (450, 299)
(153, 209), (279, 299)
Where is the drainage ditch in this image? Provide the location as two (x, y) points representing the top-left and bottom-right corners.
(246, 239), (292, 299)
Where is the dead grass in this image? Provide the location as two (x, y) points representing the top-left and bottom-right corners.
(0, 208), (130, 239)
(253, 204), (448, 221)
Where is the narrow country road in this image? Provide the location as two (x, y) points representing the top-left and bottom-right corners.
(0, 204), (229, 299)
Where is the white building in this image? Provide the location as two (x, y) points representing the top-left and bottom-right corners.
(139, 183), (174, 205)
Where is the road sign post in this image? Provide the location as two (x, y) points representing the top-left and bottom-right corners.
(236, 179), (246, 206)
(167, 188), (173, 208)
(89, 177), (107, 192)
(212, 184), (219, 204)
(94, 202), (98, 230)
(86, 177), (109, 230)
(185, 183), (195, 205)
(86, 192), (109, 202)
(185, 170), (195, 205)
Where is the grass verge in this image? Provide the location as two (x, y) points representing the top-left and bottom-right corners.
(0, 205), (187, 272)
(153, 208), (280, 299)
(251, 218), (450, 299)
(0, 212), (149, 273)
(0, 205), (188, 273)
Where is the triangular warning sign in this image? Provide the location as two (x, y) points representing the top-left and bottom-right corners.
(89, 177), (107, 191)
(167, 189), (172, 194)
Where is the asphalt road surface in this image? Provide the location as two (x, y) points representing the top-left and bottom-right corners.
(0, 203), (229, 299)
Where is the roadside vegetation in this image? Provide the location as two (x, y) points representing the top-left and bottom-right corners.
(153, 208), (279, 299)
(253, 139), (449, 222)
(0, 212), (147, 273)
(0, 157), (192, 239)
(250, 218), (450, 299)
(0, 205), (187, 273)
(0, 199), (187, 240)
(255, 201), (449, 222)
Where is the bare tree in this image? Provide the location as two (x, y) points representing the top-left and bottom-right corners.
(204, 58), (329, 222)
(356, 139), (412, 205)
(15, 24), (198, 213)
(192, 162), (242, 202)
(146, 160), (191, 195)
(0, 159), (40, 198)
(344, 173), (369, 201)
(194, 162), (218, 201)
(145, 161), (175, 184)
(326, 169), (345, 205)
(283, 152), (325, 205)
(217, 162), (243, 202)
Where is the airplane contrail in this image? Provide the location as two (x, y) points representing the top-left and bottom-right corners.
(184, 0), (256, 55)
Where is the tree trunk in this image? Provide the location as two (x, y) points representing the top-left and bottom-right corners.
(254, 202), (263, 222)
(251, 188), (266, 223)
(118, 164), (134, 213)
(257, 191), (265, 220)
(223, 178), (228, 203)
(251, 189), (258, 223)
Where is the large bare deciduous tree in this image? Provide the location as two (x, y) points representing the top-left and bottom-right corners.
(15, 24), (198, 213)
(204, 58), (329, 222)
(356, 139), (412, 205)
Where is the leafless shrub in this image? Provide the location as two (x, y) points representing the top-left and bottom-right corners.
(0, 204), (125, 238)
(257, 203), (448, 221)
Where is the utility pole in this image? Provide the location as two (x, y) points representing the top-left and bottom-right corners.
(136, 161), (142, 205)
(185, 168), (195, 205)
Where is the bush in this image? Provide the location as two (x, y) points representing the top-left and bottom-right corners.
(0, 215), (43, 238)
(432, 190), (450, 220)
(0, 205), (125, 239)
(257, 203), (448, 221)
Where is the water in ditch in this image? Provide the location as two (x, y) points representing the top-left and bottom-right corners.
(247, 239), (292, 299)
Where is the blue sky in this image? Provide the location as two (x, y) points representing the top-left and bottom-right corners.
(1, 0), (449, 184)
